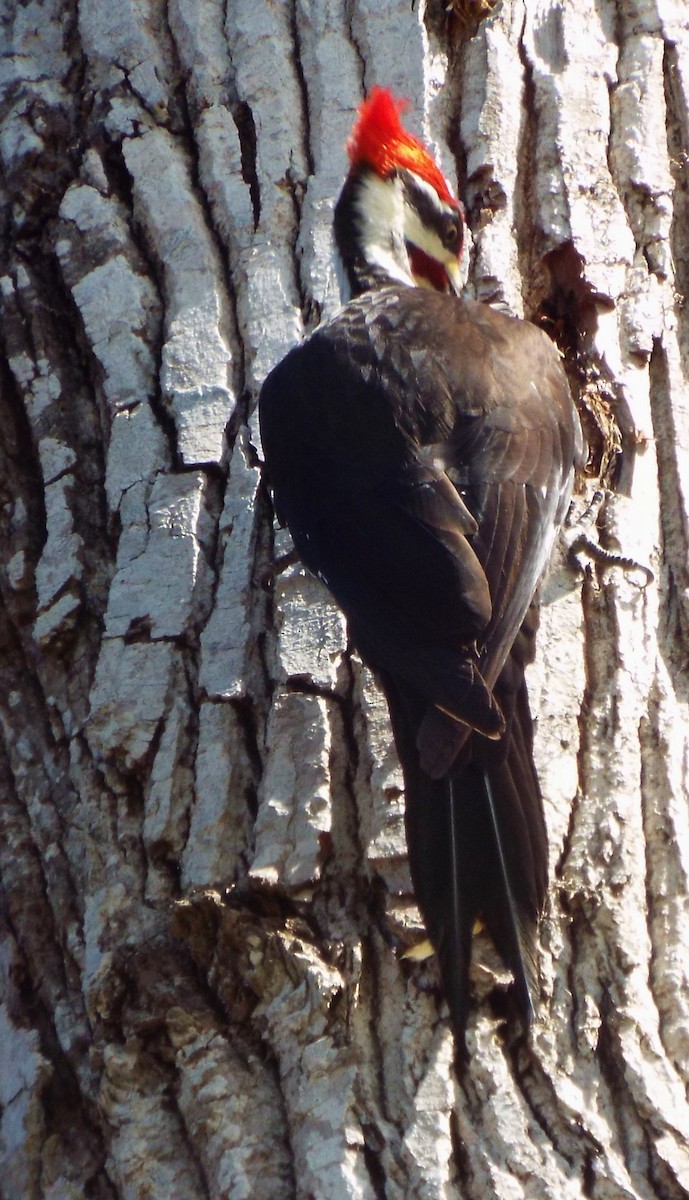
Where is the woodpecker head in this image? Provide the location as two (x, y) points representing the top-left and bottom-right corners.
(334, 88), (465, 300)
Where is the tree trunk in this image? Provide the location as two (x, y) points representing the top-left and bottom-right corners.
(1, 0), (689, 1196)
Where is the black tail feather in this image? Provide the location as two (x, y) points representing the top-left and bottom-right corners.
(378, 655), (547, 1053)
(446, 779), (472, 1049)
(481, 770), (537, 1023)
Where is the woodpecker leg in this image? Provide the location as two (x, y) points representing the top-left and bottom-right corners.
(272, 546), (301, 573)
(564, 490), (654, 584)
(257, 546), (301, 591)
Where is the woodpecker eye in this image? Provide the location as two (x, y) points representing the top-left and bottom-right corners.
(442, 215), (463, 253)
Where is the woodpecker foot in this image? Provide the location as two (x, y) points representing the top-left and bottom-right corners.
(273, 547), (301, 573)
(564, 490), (654, 584)
(257, 545), (301, 590)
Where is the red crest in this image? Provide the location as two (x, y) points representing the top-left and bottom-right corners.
(347, 88), (457, 208)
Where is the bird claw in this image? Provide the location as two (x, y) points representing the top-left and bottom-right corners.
(564, 489), (654, 585)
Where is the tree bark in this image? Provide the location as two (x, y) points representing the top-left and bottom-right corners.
(1, 0), (689, 1196)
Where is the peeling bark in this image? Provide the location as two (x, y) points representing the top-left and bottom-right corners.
(1, 0), (689, 1197)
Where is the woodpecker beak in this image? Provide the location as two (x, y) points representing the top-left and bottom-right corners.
(445, 258), (463, 296)
(407, 243), (464, 295)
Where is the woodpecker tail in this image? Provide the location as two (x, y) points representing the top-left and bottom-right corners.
(381, 652), (547, 1055)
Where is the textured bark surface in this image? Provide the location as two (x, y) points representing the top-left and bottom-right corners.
(1, 0), (689, 1196)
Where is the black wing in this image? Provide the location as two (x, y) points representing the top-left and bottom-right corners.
(260, 289), (580, 760)
(259, 286), (582, 1047)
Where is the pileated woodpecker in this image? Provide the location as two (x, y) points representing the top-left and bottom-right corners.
(259, 89), (583, 1051)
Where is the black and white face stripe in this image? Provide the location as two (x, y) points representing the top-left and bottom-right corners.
(398, 169), (464, 262)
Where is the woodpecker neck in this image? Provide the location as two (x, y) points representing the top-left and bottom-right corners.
(333, 167), (415, 300)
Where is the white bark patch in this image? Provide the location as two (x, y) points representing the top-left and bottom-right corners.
(348, 0), (429, 116)
(274, 556), (347, 689)
(223, 0), (309, 395)
(199, 430), (260, 699)
(461, 16), (525, 311)
(352, 660), (409, 895)
(58, 182), (159, 411)
(528, 577), (586, 860)
(78, 0), (172, 113)
(523, 0), (636, 296)
(401, 1034), (455, 1200)
(195, 109), (255, 244)
(38, 438), (77, 485)
(252, 692), (332, 888)
(104, 472), (213, 640)
(167, 0), (231, 109)
(33, 475), (83, 640)
(87, 639), (177, 767)
(226, 0), (309, 228)
(610, 33), (674, 277)
(70, 255), (158, 407)
(289, 4), (362, 318)
(123, 128), (236, 465)
(642, 660), (689, 1069)
(193, 89), (306, 394)
(183, 701), (254, 891)
(194, 97), (305, 391)
(0, 1006), (51, 1200)
(144, 681), (194, 899)
(105, 403), (169, 514)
